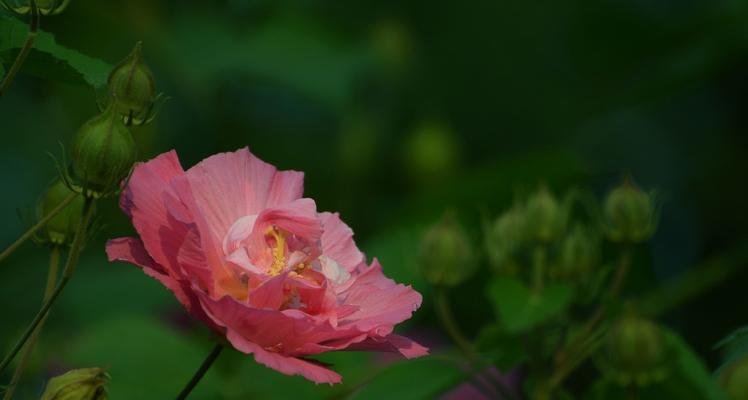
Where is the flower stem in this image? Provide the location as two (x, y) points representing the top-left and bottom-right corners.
(2, 246), (61, 400)
(175, 343), (223, 400)
(548, 246), (632, 389)
(434, 287), (476, 361)
(0, 197), (94, 376)
(0, 191), (78, 265)
(0, 0), (40, 96)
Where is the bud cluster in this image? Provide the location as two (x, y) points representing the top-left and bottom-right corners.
(1, 0), (71, 16)
(60, 42), (162, 198)
(482, 178), (657, 296)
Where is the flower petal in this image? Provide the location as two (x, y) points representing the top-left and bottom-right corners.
(226, 329), (342, 384)
(319, 212), (365, 272)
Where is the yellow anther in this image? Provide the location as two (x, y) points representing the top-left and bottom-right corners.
(266, 226), (287, 276)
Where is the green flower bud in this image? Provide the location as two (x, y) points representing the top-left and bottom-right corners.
(719, 355), (748, 400)
(603, 178), (657, 243)
(107, 41), (159, 126)
(40, 367), (109, 400)
(71, 101), (136, 198)
(419, 213), (476, 286)
(38, 180), (85, 246)
(524, 186), (567, 243)
(485, 204), (525, 276)
(553, 224), (600, 279)
(0, 0), (70, 15)
(603, 314), (669, 386)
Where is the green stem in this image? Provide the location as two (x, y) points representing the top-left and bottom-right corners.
(549, 246), (631, 389)
(0, 0), (39, 96)
(0, 191), (78, 265)
(174, 344), (223, 400)
(2, 246), (61, 400)
(435, 287), (476, 361)
(0, 197), (94, 375)
(532, 246), (546, 292)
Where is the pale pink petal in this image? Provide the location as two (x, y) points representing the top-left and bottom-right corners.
(183, 148), (304, 246)
(226, 330), (342, 385)
(248, 273), (289, 310)
(319, 212), (365, 272)
(338, 260), (423, 332)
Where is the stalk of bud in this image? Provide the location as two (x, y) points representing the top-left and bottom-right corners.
(37, 179), (86, 246)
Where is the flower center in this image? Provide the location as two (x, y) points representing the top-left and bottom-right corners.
(266, 225), (287, 276)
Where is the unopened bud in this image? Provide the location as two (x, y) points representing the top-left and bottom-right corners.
(719, 355), (748, 400)
(603, 178), (657, 243)
(485, 205), (525, 275)
(70, 101), (136, 198)
(553, 224), (599, 279)
(40, 367), (109, 400)
(107, 42), (159, 125)
(1, 0), (70, 15)
(38, 180), (85, 246)
(524, 186), (566, 243)
(603, 313), (669, 386)
(419, 213), (475, 286)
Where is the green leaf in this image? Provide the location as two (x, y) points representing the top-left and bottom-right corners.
(63, 315), (222, 399)
(0, 14), (111, 88)
(475, 324), (527, 370)
(487, 276), (573, 334)
(662, 329), (729, 400)
(352, 357), (467, 400)
(715, 325), (748, 373)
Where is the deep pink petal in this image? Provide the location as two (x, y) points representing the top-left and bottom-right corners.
(119, 151), (188, 278)
(226, 330), (342, 384)
(343, 334), (429, 359)
(319, 212), (365, 272)
(106, 237), (216, 329)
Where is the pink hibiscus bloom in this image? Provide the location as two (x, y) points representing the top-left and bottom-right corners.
(106, 148), (427, 384)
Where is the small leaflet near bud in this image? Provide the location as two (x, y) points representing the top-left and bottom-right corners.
(40, 367), (109, 400)
(105, 41), (164, 126)
(0, 0), (71, 16)
(70, 100), (137, 198)
(419, 213), (476, 287)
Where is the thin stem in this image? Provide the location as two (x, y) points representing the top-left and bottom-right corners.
(0, 191), (78, 265)
(2, 246), (61, 400)
(0, 0), (40, 96)
(434, 287), (476, 361)
(175, 344), (223, 400)
(0, 197), (94, 375)
(532, 246), (546, 292)
(549, 246), (632, 389)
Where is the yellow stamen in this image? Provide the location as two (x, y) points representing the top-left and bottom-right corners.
(267, 226), (286, 276)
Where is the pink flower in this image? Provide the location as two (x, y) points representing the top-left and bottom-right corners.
(106, 148), (427, 384)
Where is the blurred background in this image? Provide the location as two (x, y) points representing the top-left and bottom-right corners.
(2, 0), (748, 398)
